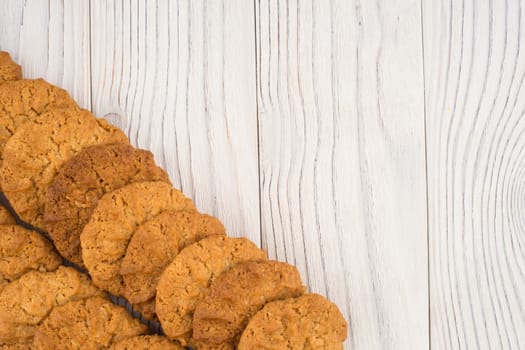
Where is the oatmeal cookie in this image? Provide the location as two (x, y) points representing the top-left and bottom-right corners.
(0, 266), (103, 345)
(156, 236), (266, 345)
(81, 181), (195, 296)
(44, 143), (170, 266)
(193, 260), (306, 349)
(33, 296), (147, 350)
(0, 79), (77, 160)
(0, 79), (78, 225)
(238, 293), (348, 350)
(0, 107), (128, 227)
(120, 210), (225, 317)
(0, 225), (61, 291)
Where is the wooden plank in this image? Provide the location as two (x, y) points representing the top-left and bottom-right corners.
(0, 0), (91, 109)
(256, 0), (427, 348)
(0, 0), (24, 61)
(89, 0), (260, 244)
(424, 0), (525, 348)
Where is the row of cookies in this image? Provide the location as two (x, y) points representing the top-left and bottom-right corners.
(0, 226), (188, 349)
(0, 53), (189, 348)
(66, 128), (347, 345)
(0, 52), (183, 349)
(0, 52), (348, 349)
(47, 169), (346, 348)
(0, 225), (183, 349)
(67, 175), (347, 348)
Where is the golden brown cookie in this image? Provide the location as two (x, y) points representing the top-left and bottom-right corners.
(81, 181), (195, 296)
(156, 236), (267, 345)
(44, 143), (171, 266)
(33, 296), (147, 350)
(109, 335), (184, 350)
(0, 225), (62, 291)
(193, 260), (306, 349)
(0, 79), (77, 160)
(238, 294), (348, 350)
(0, 52), (22, 83)
(120, 210), (225, 316)
(0, 107), (128, 228)
(0, 266), (103, 345)
(0, 79), (78, 225)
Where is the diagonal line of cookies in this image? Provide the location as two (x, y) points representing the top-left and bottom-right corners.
(0, 51), (348, 350)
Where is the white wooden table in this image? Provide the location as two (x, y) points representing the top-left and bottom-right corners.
(1, 1), (524, 349)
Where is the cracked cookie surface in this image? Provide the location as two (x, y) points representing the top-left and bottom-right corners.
(33, 296), (147, 350)
(81, 181), (195, 297)
(238, 293), (348, 350)
(0, 266), (103, 345)
(0, 225), (62, 291)
(0, 107), (128, 227)
(120, 209), (225, 319)
(156, 236), (267, 345)
(0, 79), (77, 160)
(44, 143), (170, 266)
(193, 260), (306, 350)
(0, 79), (78, 224)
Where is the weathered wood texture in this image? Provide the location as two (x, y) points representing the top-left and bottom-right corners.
(4, 0), (522, 349)
(424, 0), (525, 348)
(89, 0), (261, 245)
(256, 0), (427, 349)
(0, 0), (91, 108)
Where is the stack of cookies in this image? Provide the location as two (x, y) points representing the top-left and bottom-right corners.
(0, 51), (348, 349)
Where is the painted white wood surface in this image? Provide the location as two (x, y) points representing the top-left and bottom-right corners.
(423, 0), (525, 348)
(256, 0), (427, 349)
(0, 0), (91, 109)
(89, 0), (261, 246)
(2, 0), (524, 349)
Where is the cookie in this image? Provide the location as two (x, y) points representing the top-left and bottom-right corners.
(0, 79), (77, 160)
(109, 335), (184, 350)
(0, 52), (22, 83)
(0, 79), (77, 225)
(81, 181), (195, 296)
(193, 260), (306, 349)
(0, 225), (62, 291)
(0, 107), (128, 228)
(0, 266), (103, 345)
(120, 210), (225, 309)
(44, 143), (171, 266)
(238, 293), (348, 350)
(33, 296), (147, 350)
(156, 236), (267, 345)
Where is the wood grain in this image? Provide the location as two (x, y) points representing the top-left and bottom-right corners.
(0, 0), (91, 109)
(424, 0), (525, 348)
(89, 0), (261, 244)
(256, 0), (428, 348)
(9, 0), (525, 348)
